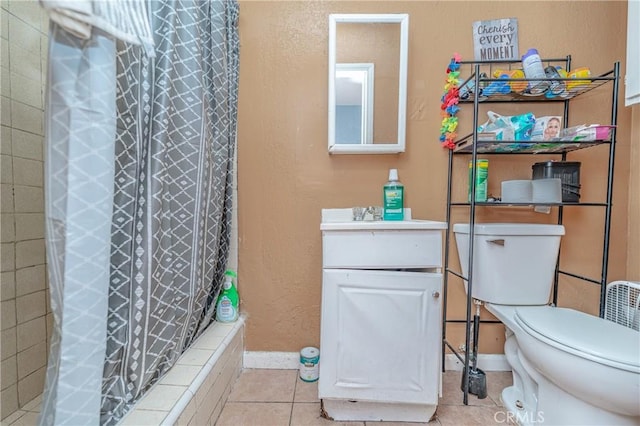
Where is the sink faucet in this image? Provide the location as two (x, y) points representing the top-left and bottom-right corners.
(353, 206), (383, 221)
(352, 207), (367, 221)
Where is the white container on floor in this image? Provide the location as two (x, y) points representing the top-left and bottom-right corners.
(299, 347), (319, 382)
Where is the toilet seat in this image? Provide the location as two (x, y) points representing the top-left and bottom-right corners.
(515, 306), (640, 372)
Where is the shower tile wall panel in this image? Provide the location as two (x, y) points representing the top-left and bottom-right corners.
(0, 0), (49, 420)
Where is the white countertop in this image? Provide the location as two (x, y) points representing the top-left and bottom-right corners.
(321, 208), (447, 231)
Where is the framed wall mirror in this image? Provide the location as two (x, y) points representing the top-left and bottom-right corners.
(328, 13), (409, 154)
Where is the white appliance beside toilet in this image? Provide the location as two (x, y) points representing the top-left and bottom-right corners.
(454, 223), (640, 426)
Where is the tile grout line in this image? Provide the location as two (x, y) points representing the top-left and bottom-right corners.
(288, 372), (297, 426)
(218, 369), (512, 425)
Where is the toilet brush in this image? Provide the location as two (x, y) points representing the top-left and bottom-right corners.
(462, 301), (488, 399)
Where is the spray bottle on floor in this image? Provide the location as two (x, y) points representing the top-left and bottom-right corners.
(216, 270), (239, 322)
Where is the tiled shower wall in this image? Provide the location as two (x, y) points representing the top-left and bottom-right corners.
(0, 1), (240, 420)
(0, 0), (51, 419)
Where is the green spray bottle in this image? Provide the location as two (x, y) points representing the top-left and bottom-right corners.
(216, 270), (239, 322)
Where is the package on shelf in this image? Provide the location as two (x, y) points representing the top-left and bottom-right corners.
(559, 124), (616, 141)
(477, 110), (535, 141)
(530, 116), (563, 141)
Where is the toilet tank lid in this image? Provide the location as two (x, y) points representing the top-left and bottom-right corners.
(515, 307), (640, 369)
(453, 223), (565, 236)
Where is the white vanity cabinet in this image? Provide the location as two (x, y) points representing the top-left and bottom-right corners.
(319, 209), (447, 422)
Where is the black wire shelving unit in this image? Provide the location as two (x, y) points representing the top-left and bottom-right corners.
(441, 55), (620, 405)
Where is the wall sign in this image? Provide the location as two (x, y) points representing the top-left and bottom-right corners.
(473, 18), (519, 61)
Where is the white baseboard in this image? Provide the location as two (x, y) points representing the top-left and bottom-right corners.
(445, 354), (510, 372)
(244, 351), (510, 372)
(243, 351), (300, 369)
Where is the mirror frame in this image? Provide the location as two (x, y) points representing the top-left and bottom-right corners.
(328, 13), (409, 154)
(335, 63), (375, 145)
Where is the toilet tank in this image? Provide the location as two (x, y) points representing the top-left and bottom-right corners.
(453, 223), (565, 305)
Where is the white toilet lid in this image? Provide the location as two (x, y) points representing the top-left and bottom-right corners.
(515, 306), (640, 370)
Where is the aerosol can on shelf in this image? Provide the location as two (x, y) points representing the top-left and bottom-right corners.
(216, 270), (239, 323)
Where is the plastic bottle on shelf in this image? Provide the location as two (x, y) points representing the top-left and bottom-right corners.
(460, 73), (489, 100)
(383, 169), (404, 221)
(544, 66), (566, 98)
(468, 160), (489, 202)
(216, 270), (239, 322)
(482, 74), (511, 96)
(459, 78), (475, 100)
(492, 69), (527, 93)
(521, 48), (549, 95)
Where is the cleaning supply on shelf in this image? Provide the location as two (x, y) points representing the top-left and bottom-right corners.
(216, 269), (239, 322)
(477, 111), (535, 141)
(559, 124), (615, 141)
(521, 48), (548, 95)
(544, 66), (566, 98)
(459, 72), (489, 100)
(481, 74), (511, 96)
(553, 67), (573, 98)
(566, 67), (592, 93)
(469, 159), (489, 202)
(492, 69), (527, 93)
(459, 77), (476, 100)
(383, 169), (404, 220)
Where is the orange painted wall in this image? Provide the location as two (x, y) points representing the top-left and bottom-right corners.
(237, 1), (632, 353)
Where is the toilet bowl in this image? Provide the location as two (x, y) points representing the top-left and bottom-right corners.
(487, 303), (640, 425)
(454, 223), (640, 426)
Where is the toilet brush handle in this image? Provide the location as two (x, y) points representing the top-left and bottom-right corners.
(472, 314), (480, 370)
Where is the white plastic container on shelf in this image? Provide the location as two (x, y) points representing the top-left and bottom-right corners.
(521, 48), (548, 95)
(501, 180), (533, 203)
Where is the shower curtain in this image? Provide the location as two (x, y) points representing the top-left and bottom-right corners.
(39, 1), (239, 425)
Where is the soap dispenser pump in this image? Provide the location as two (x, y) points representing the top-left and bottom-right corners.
(383, 169), (404, 221)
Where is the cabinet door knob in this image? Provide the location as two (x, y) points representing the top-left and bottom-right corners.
(432, 291), (440, 298)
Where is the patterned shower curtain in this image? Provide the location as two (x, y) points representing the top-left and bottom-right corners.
(40, 24), (119, 426)
(39, 1), (239, 425)
(101, 1), (239, 422)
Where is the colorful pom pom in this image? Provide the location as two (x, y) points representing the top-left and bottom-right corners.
(440, 53), (461, 150)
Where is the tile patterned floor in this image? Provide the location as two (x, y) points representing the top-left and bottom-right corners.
(2, 395), (41, 426)
(1, 370), (513, 425)
(215, 369), (513, 426)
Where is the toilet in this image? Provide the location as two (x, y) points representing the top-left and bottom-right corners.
(454, 223), (640, 426)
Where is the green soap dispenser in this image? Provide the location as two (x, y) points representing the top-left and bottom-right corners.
(383, 168), (404, 221)
(216, 270), (239, 323)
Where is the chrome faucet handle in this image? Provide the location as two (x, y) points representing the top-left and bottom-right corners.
(353, 206), (382, 221)
(352, 207), (366, 221)
(363, 206), (376, 221)
(370, 206), (383, 221)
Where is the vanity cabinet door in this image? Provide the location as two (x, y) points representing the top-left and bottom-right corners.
(318, 268), (442, 404)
